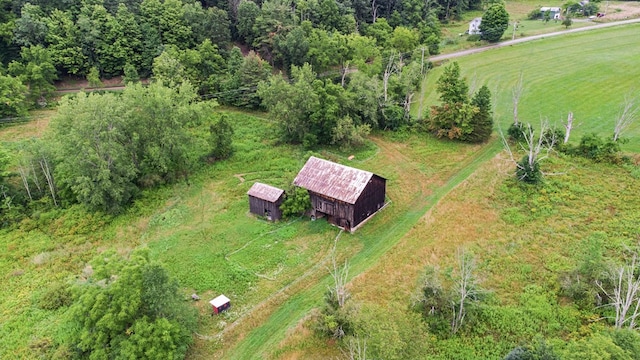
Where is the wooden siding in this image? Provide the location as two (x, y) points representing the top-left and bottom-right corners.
(308, 174), (385, 230)
(248, 194), (284, 221)
(353, 175), (386, 226)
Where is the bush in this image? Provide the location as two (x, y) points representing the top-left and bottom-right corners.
(505, 340), (559, 360)
(516, 155), (543, 184)
(280, 186), (311, 218)
(527, 9), (542, 20)
(507, 122), (531, 143)
(573, 133), (623, 164)
(542, 126), (564, 150)
(560, 233), (609, 310)
(467, 34), (481, 42)
(208, 114), (234, 160)
(37, 283), (72, 310)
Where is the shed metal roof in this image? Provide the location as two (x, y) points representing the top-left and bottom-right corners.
(247, 182), (285, 202)
(293, 156), (376, 204)
(210, 294), (230, 307)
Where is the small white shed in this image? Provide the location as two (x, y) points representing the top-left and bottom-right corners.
(209, 294), (231, 314)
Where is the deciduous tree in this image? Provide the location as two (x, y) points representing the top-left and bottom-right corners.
(480, 3), (509, 42)
(68, 249), (196, 359)
(8, 45), (57, 106)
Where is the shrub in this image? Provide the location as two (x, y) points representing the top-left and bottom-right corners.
(560, 233), (611, 310)
(527, 9), (542, 20)
(467, 34), (481, 42)
(542, 126), (565, 150)
(507, 122), (531, 143)
(280, 186), (311, 218)
(208, 114), (235, 160)
(516, 155), (543, 184)
(37, 283), (72, 310)
(573, 133), (623, 164)
(505, 340), (559, 360)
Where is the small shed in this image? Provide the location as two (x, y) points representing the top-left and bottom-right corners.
(469, 17), (482, 35)
(293, 156), (386, 232)
(209, 294), (231, 315)
(247, 182), (285, 221)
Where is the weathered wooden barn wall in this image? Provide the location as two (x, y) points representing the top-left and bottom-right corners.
(247, 182), (285, 221)
(294, 156), (386, 231)
(353, 175), (386, 226)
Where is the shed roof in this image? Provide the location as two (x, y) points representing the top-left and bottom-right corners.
(210, 294), (230, 307)
(293, 156), (379, 204)
(247, 182), (285, 202)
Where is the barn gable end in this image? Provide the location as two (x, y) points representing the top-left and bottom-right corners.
(293, 156), (386, 231)
(247, 182), (285, 221)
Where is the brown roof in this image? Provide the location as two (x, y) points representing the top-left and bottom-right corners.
(293, 156), (375, 204)
(247, 182), (285, 202)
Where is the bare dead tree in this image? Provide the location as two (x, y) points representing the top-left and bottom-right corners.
(39, 155), (58, 207)
(371, 0), (379, 22)
(563, 112), (574, 144)
(17, 165), (32, 201)
(30, 159), (42, 194)
(597, 254), (640, 329)
(382, 53), (400, 104)
(341, 61), (350, 88)
(451, 248), (482, 334)
(501, 120), (557, 183)
(330, 253), (350, 308)
(343, 336), (368, 360)
(613, 93), (639, 142)
(512, 73), (525, 126)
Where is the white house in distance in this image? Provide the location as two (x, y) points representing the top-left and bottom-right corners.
(540, 7), (562, 19)
(469, 17), (482, 35)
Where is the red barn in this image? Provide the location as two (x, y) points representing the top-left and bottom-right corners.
(293, 156), (386, 232)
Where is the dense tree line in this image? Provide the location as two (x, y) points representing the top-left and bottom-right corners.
(0, 0), (460, 115)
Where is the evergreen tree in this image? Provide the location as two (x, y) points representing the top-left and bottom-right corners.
(468, 85), (493, 142)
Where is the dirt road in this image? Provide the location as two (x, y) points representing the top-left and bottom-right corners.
(429, 18), (640, 63)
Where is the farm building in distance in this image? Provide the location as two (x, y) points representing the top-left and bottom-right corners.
(293, 156), (386, 232)
(247, 182), (285, 221)
(540, 6), (562, 19)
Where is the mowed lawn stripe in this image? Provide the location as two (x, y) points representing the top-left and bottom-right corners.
(420, 24), (640, 152)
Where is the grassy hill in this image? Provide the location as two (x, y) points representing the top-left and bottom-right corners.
(417, 23), (640, 152)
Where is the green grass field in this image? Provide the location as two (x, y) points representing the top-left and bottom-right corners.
(420, 23), (640, 152)
(1, 21), (639, 360)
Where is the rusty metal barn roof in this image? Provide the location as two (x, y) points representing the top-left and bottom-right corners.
(293, 156), (375, 204)
(247, 182), (285, 202)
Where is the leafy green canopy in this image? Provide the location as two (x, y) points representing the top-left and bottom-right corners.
(49, 82), (214, 213)
(480, 3), (509, 43)
(67, 248), (197, 359)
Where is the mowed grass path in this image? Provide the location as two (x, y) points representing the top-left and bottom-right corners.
(222, 137), (503, 358)
(418, 23), (640, 152)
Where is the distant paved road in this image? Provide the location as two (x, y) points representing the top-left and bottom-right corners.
(430, 18), (640, 63)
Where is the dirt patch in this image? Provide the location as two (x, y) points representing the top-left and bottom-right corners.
(600, 2), (640, 21)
